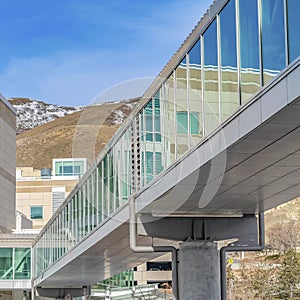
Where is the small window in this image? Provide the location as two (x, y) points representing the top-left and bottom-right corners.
(177, 112), (188, 134)
(177, 111), (199, 134)
(54, 159), (86, 176)
(147, 261), (172, 271)
(30, 206), (43, 219)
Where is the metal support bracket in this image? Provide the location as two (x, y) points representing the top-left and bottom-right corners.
(138, 214), (258, 246)
(36, 286), (90, 299)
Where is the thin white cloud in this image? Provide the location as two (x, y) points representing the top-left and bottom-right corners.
(0, 49), (156, 105)
(1, 0), (212, 106)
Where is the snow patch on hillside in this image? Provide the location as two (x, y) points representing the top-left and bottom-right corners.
(11, 97), (139, 133)
(11, 99), (81, 133)
(109, 102), (138, 125)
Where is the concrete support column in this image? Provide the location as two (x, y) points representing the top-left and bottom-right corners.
(178, 241), (220, 300)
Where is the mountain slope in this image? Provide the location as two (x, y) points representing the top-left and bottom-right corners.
(9, 98), (81, 134)
(16, 98), (138, 169)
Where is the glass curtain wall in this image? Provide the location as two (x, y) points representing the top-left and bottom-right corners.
(144, 100), (154, 184)
(261, 0), (286, 84)
(203, 19), (219, 134)
(176, 57), (189, 156)
(139, 94), (164, 185)
(187, 40), (203, 147)
(0, 248), (12, 279)
(239, 0), (260, 104)
(163, 74), (176, 167)
(34, 0), (300, 278)
(14, 248), (31, 279)
(103, 155), (109, 219)
(108, 151), (114, 214)
(0, 248), (31, 280)
(92, 171), (98, 228)
(121, 128), (131, 202)
(97, 163), (103, 224)
(113, 141), (121, 210)
(287, 0), (300, 63)
(154, 93), (163, 176)
(220, 0), (239, 120)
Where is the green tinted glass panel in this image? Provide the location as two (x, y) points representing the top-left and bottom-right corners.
(103, 156), (108, 218)
(190, 112), (199, 135)
(140, 112), (144, 141)
(109, 152), (114, 214)
(97, 165), (103, 223)
(0, 248), (13, 279)
(31, 206), (43, 219)
(176, 112), (188, 134)
(99, 269), (134, 288)
(177, 112), (199, 135)
(145, 152), (153, 183)
(62, 161), (72, 175)
(14, 248), (31, 279)
(154, 99), (161, 142)
(122, 150), (129, 199)
(155, 152), (163, 175)
(55, 162), (63, 176)
(145, 99), (153, 141)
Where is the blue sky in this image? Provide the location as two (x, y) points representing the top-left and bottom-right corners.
(1, 0), (212, 106)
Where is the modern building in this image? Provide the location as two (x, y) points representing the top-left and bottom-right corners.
(34, 0), (300, 276)
(16, 158), (87, 229)
(52, 158), (87, 177)
(0, 143), (87, 300)
(0, 93), (16, 232)
(31, 0), (300, 298)
(0, 93), (36, 300)
(1, 0), (300, 299)
(0, 234), (36, 300)
(17, 159), (173, 287)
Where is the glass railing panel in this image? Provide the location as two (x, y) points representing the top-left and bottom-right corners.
(14, 248), (31, 280)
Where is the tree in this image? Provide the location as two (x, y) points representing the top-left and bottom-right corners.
(226, 265), (235, 300)
(277, 248), (300, 299)
(267, 221), (300, 253)
(250, 266), (278, 299)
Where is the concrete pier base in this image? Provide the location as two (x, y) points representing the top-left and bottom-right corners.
(178, 241), (220, 300)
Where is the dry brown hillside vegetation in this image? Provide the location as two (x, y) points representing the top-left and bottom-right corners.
(17, 98), (138, 169)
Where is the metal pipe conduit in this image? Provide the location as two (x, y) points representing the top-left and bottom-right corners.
(220, 213), (265, 300)
(129, 195), (179, 300)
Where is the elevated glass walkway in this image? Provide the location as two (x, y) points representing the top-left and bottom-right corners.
(32, 0), (300, 287)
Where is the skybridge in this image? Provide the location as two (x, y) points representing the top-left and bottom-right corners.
(32, 0), (300, 299)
